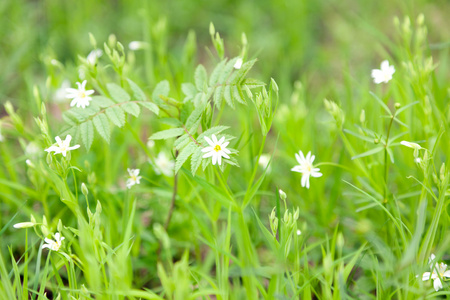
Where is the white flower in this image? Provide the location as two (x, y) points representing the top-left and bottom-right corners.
(371, 60), (395, 84)
(401, 140), (423, 159)
(42, 233), (65, 251)
(65, 80), (95, 109)
(126, 168), (142, 189)
(86, 49), (103, 65)
(258, 154), (272, 172)
(52, 80), (71, 103)
(291, 150), (322, 189)
(147, 140), (155, 148)
(234, 58), (243, 69)
(296, 229), (302, 236)
(45, 135), (80, 157)
(13, 222), (35, 229)
(128, 41), (148, 51)
(201, 134), (231, 166)
(152, 152), (175, 177)
(421, 254), (450, 291)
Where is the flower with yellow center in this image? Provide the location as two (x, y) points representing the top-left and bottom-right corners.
(291, 150), (322, 189)
(45, 135), (80, 157)
(126, 168), (142, 189)
(42, 233), (65, 252)
(66, 80), (95, 109)
(421, 254), (450, 291)
(201, 134), (231, 166)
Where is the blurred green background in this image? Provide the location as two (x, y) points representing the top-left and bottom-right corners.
(2, 0), (450, 111)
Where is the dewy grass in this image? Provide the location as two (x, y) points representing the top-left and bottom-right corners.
(1, 1), (450, 299)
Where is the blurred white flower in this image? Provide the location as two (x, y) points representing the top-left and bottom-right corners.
(153, 152), (175, 177)
(66, 80), (94, 109)
(371, 60), (395, 84)
(234, 58), (243, 69)
(420, 254), (450, 292)
(52, 80), (71, 103)
(42, 233), (65, 251)
(201, 134), (231, 166)
(147, 140), (155, 148)
(86, 49), (103, 65)
(128, 41), (148, 51)
(296, 229), (302, 236)
(25, 142), (41, 158)
(258, 154), (272, 172)
(45, 135), (80, 157)
(291, 150), (322, 189)
(401, 140), (423, 159)
(13, 222), (35, 229)
(126, 168), (142, 189)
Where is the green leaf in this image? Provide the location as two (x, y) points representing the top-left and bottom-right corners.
(107, 83), (130, 103)
(105, 106), (125, 128)
(127, 78), (146, 101)
(213, 85), (224, 107)
(197, 126), (229, 141)
(92, 96), (115, 108)
(152, 80), (170, 102)
(121, 102), (140, 117)
(351, 146), (384, 160)
(243, 78), (266, 89)
(181, 83), (197, 102)
(209, 59), (226, 86)
(150, 128), (185, 140)
(194, 65), (207, 91)
(175, 143), (196, 174)
(80, 120), (94, 150)
(138, 102), (159, 115)
(369, 91), (391, 115)
(186, 101), (206, 129)
(223, 85), (234, 108)
(233, 86), (246, 105)
(93, 114), (110, 143)
(191, 148), (204, 175)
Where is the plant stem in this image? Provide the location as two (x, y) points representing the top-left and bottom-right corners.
(164, 150), (179, 231)
(383, 115), (395, 202)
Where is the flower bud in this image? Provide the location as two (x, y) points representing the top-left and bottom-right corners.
(89, 32), (97, 48)
(13, 222), (35, 229)
(360, 109), (365, 124)
(440, 163), (446, 182)
(57, 219), (63, 232)
(81, 183), (89, 197)
(279, 189), (287, 201)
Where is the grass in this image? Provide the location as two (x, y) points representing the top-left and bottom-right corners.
(1, 0), (450, 299)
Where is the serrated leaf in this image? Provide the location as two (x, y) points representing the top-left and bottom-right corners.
(175, 143), (196, 174)
(107, 83), (130, 103)
(138, 102), (159, 115)
(195, 65), (207, 91)
(223, 85), (234, 108)
(160, 118), (182, 127)
(93, 114), (110, 143)
(218, 58), (236, 84)
(191, 148), (204, 175)
(174, 134), (190, 150)
(243, 78), (266, 89)
(105, 106), (125, 128)
(80, 120), (94, 150)
(127, 79), (146, 101)
(150, 128), (185, 140)
(213, 85), (224, 107)
(92, 96), (115, 108)
(181, 83), (197, 102)
(152, 80), (170, 102)
(233, 86), (247, 105)
(121, 102), (140, 117)
(186, 101), (206, 129)
(197, 126), (230, 141)
(209, 59), (226, 86)
(235, 59), (257, 83)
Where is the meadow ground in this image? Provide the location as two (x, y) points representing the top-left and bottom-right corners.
(1, 0), (450, 299)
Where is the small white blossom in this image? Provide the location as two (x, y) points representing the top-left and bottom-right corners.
(147, 140), (155, 148)
(201, 134), (231, 166)
(258, 154), (272, 172)
(296, 229), (302, 236)
(420, 254), (450, 291)
(128, 41), (148, 51)
(45, 135), (80, 157)
(86, 49), (103, 65)
(42, 233), (65, 251)
(401, 140), (423, 159)
(13, 222), (35, 229)
(371, 60), (395, 84)
(152, 152), (175, 177)
(234, 58), (243, 69)
(126, 168), (142, 189)
(65, 80), (95, 109)
(291, 150), (322, 189)
(52, 80), (71, 103)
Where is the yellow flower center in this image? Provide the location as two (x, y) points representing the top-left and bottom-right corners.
(214, 145), (221, 152)
(80, 92), (86, 98)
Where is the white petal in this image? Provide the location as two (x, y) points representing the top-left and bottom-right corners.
(212, 154), (217, 165)
(42, 244), (51, 250)
(68, 145), (80, 151)
(301, 174), (308, 187)
(295, 153), (302, 164)
(443, 270), (450, 278)
(306, 151), (311, 161)
(217, 155), (222, 165)
(380, 60), (389, 70)
(222, 148), (231, 154)
(212, 134), (218, 144)
(201, 147), (213, 153)
(220, 151), (230, 159)
(81, 80), (87, 89)
(202, 151), (214, 158)
(422, 272), (431, 281)
(291, 166), (302, 173)
(299, 151), (306, 162)
(204, 136), (214, 147)
(45, 145), (59, 153)
(311, 171), (323, 177)
(55, 136), (62, 144)
(433, 278), (443, 292)
(70, 99), (79, 107)
(85, 90), (95, 96)
(221, 141), (230, 148)
(218, 136), (225, 144)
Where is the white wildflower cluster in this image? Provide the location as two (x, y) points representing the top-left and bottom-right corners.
(419, 254), (450, 291)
